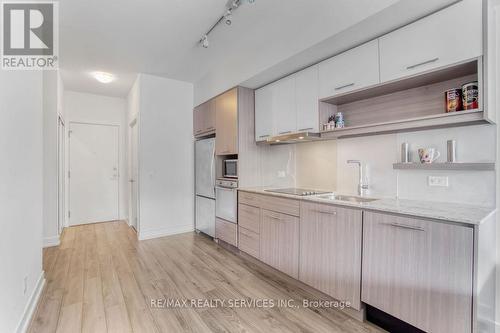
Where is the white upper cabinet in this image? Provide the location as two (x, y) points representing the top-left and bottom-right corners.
(379, 0), (482, 83)
(295, 65), (319, 132)
(318, 40), (380, 99)
(255, 84), (274, 141)
(273, 76), (296, 135)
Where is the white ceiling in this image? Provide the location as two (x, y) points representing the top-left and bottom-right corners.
(59, 0), (456, 98)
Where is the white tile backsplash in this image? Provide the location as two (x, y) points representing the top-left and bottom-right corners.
(396, 124), (496, 206)
(260, 145), (296, 188)
(397, 124), (496, 163)
(241, 124), (496, 207)
(336, 134), (398, 198)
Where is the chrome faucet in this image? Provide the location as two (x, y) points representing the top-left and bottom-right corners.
(347, 160), (369, 196)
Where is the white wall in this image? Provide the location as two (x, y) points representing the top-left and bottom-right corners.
(127, 76), (140, 227)
(64, 91), (129, 221)
(0, 71), (44, 333)
(135, 74), (194, 240)
(490, 0), (500, 330)
(42, 71), (60, 247)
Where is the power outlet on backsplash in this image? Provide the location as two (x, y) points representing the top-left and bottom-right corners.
(277, 171), (286, 178)
(428, 176), (449, 187)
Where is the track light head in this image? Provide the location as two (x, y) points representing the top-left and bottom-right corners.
(201, 35), (209, 48)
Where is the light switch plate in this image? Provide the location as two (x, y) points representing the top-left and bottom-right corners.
(428, 176), (449, 187)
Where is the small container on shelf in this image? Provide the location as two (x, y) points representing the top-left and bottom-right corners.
(445, 88), (462, 113)
(462, 81), (478, 110)
(401, 142), (410, 163)
(447, 140), (457, 163)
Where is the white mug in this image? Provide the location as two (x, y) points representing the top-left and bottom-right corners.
(418, 148), (440, 164)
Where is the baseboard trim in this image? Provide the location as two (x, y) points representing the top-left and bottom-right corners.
(43, 235), (60, 248)
(16, 271), (45, 333)
(138, 224), (194, 241)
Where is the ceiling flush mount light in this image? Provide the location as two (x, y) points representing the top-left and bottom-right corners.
(198, 0), (255, 48)
(93, 71), (115, 83)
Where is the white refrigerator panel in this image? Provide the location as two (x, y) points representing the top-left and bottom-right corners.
(196, 196), (215, 237)
(195, 138), (215, 199)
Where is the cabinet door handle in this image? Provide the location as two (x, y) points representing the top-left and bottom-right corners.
(386, 222), (425, 232)
(279, 131), (292, 135)
(259, 135), (270, 138)
(315, 210), (337, 215)
(267, 215), (283, 221)
(298, 127), (313, 131)
(335, 83), (355, 91)
(406, 57), (439, 70)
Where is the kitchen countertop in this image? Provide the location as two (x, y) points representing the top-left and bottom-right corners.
(238, 187), (496, 226)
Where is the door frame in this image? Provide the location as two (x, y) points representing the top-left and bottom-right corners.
(68, 121), (121, 226)
(129, 117), (140, 235)
(57, 114), (66, 233)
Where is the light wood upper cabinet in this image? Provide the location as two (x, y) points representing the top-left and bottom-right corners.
(273, 75), (296, 135)
(379, 0), (482, 83)
(260, 209), (299, 278)
(215, 88), (238, 155)
(193, 99), (215, 137)
(299, 202), (363, 310)
(362, 212), (473, 333)
(295, 65), (320, 132)
(255, 84), (274, 142)
(318, 40), (380, 99)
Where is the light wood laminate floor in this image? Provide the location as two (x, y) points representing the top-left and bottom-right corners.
(29, 221), (384, 333)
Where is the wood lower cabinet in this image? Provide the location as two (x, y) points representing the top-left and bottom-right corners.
(260, 209), (299, 278)
(361, 211), (473, 333)
(238, 227), (259, 259)
(238, 203), (260, 233)
(215, 218), (237, 247)
(299, 202), (362, 310)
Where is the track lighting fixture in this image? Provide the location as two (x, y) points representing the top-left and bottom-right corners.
(224, 9), (233, 25)
(201, 35), (209, 48)
(198, 0), (255, 48)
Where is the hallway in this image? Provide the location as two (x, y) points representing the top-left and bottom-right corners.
(28, 221), (382, 333)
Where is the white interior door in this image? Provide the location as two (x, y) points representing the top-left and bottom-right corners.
(129, 120), (139, 230)
(69, 122), (119, 225)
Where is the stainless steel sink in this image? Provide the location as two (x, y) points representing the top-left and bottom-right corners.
(315, 194), (378, 203)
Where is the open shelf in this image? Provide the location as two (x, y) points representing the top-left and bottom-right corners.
(321, 109), (485, 139)
(393, 162), (495, 171)
(319, 58), (487, 139)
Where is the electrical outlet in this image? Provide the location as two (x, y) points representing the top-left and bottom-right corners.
(23, 276), (28, 295)
(428, 176), (449, 187)
(277, 171), (286, 178)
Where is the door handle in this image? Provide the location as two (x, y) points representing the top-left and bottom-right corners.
(129, 179), (135, 183)
(298, 127), (314, 131)
(335, 83), (355, 91)
(314, 210), (337, 215)
(406, 57), (439, 70)
(386, 222), (425, 232)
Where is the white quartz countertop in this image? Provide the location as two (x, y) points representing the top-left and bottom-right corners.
(238, 188), (495, 226)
